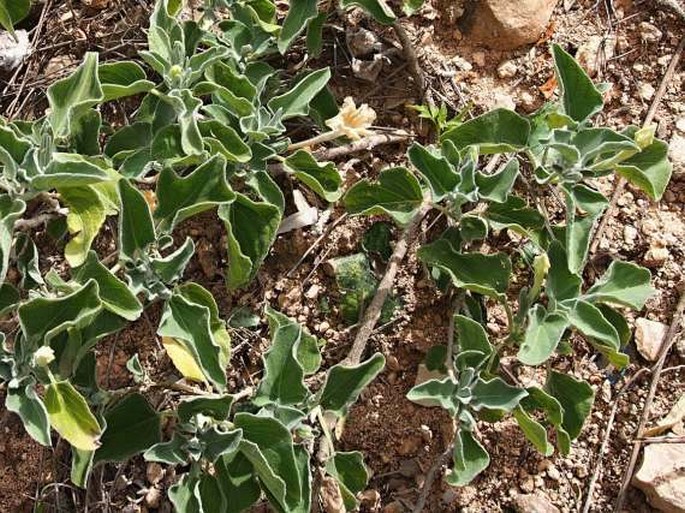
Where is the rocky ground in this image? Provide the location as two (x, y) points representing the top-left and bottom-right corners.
(0, 0), (684, 512)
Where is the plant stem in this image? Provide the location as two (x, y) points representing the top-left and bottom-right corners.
(343, 201), (432, 365)
(288, 131), (340, 151)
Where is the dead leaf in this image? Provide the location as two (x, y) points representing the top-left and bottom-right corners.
(643, 395), (685, 437)
(539, 76), (558, 99)
(321, 476), (346, 513)
(536, 20), (556, 45)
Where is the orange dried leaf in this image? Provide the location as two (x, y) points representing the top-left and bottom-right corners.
(539, 76), (558, 99)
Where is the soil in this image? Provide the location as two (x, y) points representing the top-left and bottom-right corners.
(1, 0), (684, 512)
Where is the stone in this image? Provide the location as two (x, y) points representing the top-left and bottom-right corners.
(461, 0), (557, 50)
(669, 133), (685, 176)
(0, 30), (30, 70)
(638, 82), (656, 101)
(623, 225), (638, 243)
(639, 22), (663, 43)
(634, 317), (668, 361)
(472, 51), (486, 67)
(346, 27), (381, 58)
(575, 35), (617, 76)
(675, 117), (685, 134)
(633, 442), (685, 512)
(497, 60), (518, 79)
(643, 245), (670, 268)
(513, 492), (561, 513)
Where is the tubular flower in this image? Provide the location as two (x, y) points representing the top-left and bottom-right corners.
(325, 97), (376, 140)
(33, 346), (55, 368)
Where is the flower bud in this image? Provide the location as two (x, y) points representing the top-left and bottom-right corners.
(33, 346), (55, 368)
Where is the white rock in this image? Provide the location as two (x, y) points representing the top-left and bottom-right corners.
(623, 225), (638, 243)
(497, 60), (518, 79)
(0, 30), (30, 70)
(633, 442), (685, 512)
(634, 317), (668, 362)
(639, 22), (663, 43)
(638, 82), (656, 101)
(472, 51), (486, 67)
(675, 117), (685, 134)
(643, 245), (669, 268)
(670, 133), (685, 176)
(513, 492), (561, 513)
(492, 91), (516, 111)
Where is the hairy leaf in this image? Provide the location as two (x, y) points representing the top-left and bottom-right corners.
(45, 380), (102, 451)
(319, 353), (386, 416)
(546, 371), (594, 440)
(268, 68), (331, 120)
(552, 44), (603, 122)
(518, 304), (569, 366)
(6, 377), (51, 447)
(441, 109), (531, 154)
(446, 429), (490, 486)
(283, 150), (342, 202)
(585, 260), (654, 309)
(408, 142), (460, 201)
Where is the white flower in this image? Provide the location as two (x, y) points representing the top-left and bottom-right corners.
(33, 346), (55, 368)
(325, 97), (376, 141)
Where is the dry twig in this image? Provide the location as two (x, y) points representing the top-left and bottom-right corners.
(614, 290), (685, 511)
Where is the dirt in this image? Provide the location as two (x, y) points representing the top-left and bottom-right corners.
(1, 0), (685, 512)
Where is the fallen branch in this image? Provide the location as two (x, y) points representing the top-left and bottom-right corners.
(411, 445), (452, 513)
(314, 132), (411, 160)
(343, 202), (432, 365)
(590, 36), (685, 254)
(613, 290), (685, 511)
(392, 21), (426, 96)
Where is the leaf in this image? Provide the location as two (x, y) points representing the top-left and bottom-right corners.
(144, 434), (188, 465)
(283, 150), (342, 202)
(585, 260), (654, 309)
(441, 109), (531, 154)
(59, 186), (107, 268)
(454, 315), (492, 369)
(545, 241), (582, 305)
(95, 394), (160, 462)
(418, 239), (511, 298)
(521, 386), (571, 455)
(198, 473), (227, 512)
(219, 194), (280, 290)
(71, 447), (94, 488)
(407, 377), (459, 416)
(408, 142), (460, 201)
(278, 0), (318, 53)
(98, 61), (154, 101)
(265, 307), (321, 374)
(18, 279), (102, 344)
(616, 138), (673, 201)
(485, 195), (545, 239)
(362, 222), (393, 261)
(514, 406), (553, 456)
(325, 451), (369, 511)
(564, 184), (607, 274)
(158, 292), (227, 390)
(0, 0), (30, 34)
(268, 68), (331, 120)
(169, 474), (201, 513)
(319, 353), (386, 416)
(235, 412), (303, 511)
(202, 427), (243, 463)
(340, 0), (396, 24)
(150, 237), (196, 284)
(154, 155), (235, 232)
(73, 251), (143, 321)
(445, 429), (490, 486)
(5, 377), (51, 447)
(643, 394), (685, 437)
(47, 52), (104, 139)
(0, 195), (25, 284)
(546, 371), (594, 440)
(216, 452), (261, 513)
(31, 153), (112, 190)
(0, 283), (19, 315)
(199, 120), (252, 163)
(45, 380), (102, 451)
(344, 167), (425, 225)
(552, 44), (603, 122)
(476, 158), (519, 203)
(117, 179), (156, 261)
(471, 377), (528, 412)
(305, 12), (327, 57)
(517, 304), (569, 366)
(178, 394), (234, 423)
(255, 315), (309, 406)
(567, 299), (619, 349)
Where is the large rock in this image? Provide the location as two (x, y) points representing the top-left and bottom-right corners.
(633, 442), (685, 512)
(461, 0), (558, 50)
(513, 492), (561, 513)
(634, 318), (668, 362)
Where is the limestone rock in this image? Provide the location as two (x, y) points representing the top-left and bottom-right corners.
(634, 317), (668, 362)
(633, 442), (685, 512)
(513, 492), (561, 513)
(461, 0), (558, 50)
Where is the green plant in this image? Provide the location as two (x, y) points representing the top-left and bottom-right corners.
(0, 0), (388, 510)
(343, 43), (671, 484)
(0, 0), (30, 36)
